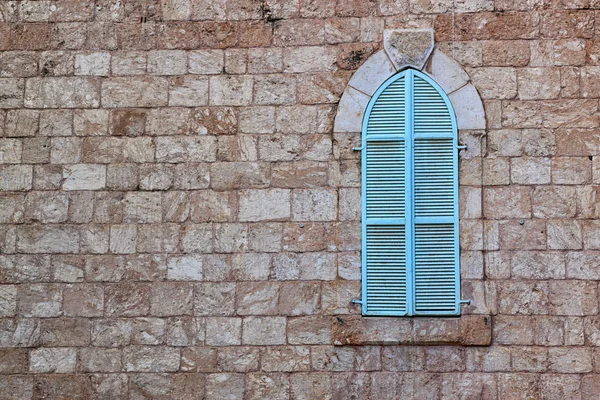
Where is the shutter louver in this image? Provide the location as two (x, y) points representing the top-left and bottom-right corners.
(362, 69), (460, 316)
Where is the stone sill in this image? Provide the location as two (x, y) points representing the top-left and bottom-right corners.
(332, 314), (491, 346)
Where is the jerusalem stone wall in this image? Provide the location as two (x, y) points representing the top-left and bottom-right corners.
(1, 0), (600, 398)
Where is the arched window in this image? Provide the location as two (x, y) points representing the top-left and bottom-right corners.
(361, 68), (460, 316)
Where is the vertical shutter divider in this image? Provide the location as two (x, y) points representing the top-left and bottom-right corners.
(405, 69), (415, 316)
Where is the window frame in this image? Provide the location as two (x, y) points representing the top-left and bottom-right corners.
(360, 68), (461, 317)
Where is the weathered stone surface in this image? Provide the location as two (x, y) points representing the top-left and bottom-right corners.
(333, 86), (369, 133)
(449, 84), (486, 129)
(348, 50), (395, 96)
(429, 49), (469, 94)
(102, 77), (169, 107)
(384, 29), (433, 69)
(239, 189), (291, 222)
(24, 77), (100, 108)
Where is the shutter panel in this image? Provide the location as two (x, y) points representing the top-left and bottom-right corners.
(412, 74), (459, 315)
(363, 76), (408, 316)
(361, 70), (459, 316)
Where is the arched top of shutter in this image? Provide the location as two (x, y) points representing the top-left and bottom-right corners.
(361, 69), (458, 142)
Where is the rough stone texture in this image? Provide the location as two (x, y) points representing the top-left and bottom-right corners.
(384, 29), (434, 69)
(0, 4), (598, 398)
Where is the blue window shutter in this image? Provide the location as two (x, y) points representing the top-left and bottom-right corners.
(362, 69), (460, 316)
(362, 74), (408, 316)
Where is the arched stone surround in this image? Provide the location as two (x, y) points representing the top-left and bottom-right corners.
(333, 29), (486, 134)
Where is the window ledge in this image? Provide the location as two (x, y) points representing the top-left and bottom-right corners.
(332, 314), (491, 346)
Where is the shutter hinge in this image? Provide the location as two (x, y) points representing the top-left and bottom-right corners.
(352, 146), (364, 151)
(351, 299), (363, 305)
(459, 299), (471, 305)
(456, 144), (467, 150)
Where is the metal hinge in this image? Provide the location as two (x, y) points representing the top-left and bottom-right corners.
(351, 299), (363, 305)
(456, 144), (467, 150)
(459, 299), (472, 305)
(353, 146), (364, 151)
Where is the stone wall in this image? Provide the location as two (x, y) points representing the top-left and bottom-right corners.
(1, 0), (600, 398)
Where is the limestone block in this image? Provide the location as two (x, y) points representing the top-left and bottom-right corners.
(0, 139), (22, 163)
(449, 84), (486, 129)
(169, 76), (209, 107)
(283, 46), (336, 73)
(195, 283), (236, 316)
(24, 77), (100, 108)
(17, 226), (79, 254)
(148, 50), (187, 75)
(111, 51), (147, 76)
(0, 286), (17, 317)
(206, 373), (245, 400)
(167, 255), (203, 281)
(30, 348), (76, 373)
(384, 29), (434, 69)
(333, 86), (369, 133)
(239, 189), (291, 222)
(242, 316), (286, 345)
(79, 348), (122, 373)
(0, 165), (32, 191)
(209, 75), (253, 106)
(189, 50), (224, 74)
(0, 78), (24, 108)
(17, 284), (63, 317)
(102, 77), (169, 108)
(348, 50), (395, 96)
(62, 164), (106, 190)
(292, 189), (337, 221)
(75, 52), (110, 76)
(429, 49), (470, 94)
(123, 346), (180, 372)
(205, 317), (242, 346)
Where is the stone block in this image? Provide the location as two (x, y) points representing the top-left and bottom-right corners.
(384, 28), (433, 69)
(482, 40), (530, 66)
(24, 77), (100, 108)
(333, 86), (369, 133)
(75, 52), (110, 76)
(549, 280), (598, 316)
(123, 346), (180, 372)
(155, 136), (217, 163)
(17, 225), (79, 254)
(449, 84), (486, 129)
(63, 284), (104, 317)
(78, 348), (122, 373)
(209, 75), (253, 106)
(189, 49), (224, 74)
(216, 347), (258, 372)
(205, 317), (242, 346)
(167, 255), (203, 281)
(548, 220), (582, 250)
(236, 282), (279, 315)
(205, 373), (245, 400)
(148, 50), (187, 75)
(0, 349), (28, 374)
(0, 78), (24, 108)
(283, 46), (336, 73)
(0, 285), (17, 317)
(131, 318), (166, 345)
(261, 346), (310, 372)
(5, 110), (39, 137)
(532, 186), (576, 218)
(30, 348), (76, 373)
(239, 189), (291, 221)
(242, 316), (286, 345)
(105, 283), (150, 317)
(181, 346), (218, 372)
(292, 189), (337, 221)
(511, 251), (565, 279)
(468, 67), (517, 99)
(102, 77), (169, 107)
(123, 192), (162, 223)
(169, 76), (209, 106)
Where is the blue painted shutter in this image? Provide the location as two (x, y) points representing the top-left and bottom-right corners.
(363, 77), (408, 316)
(362, 69), (460, 316)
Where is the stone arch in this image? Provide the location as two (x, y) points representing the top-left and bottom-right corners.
(333, 29), (486, 134)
